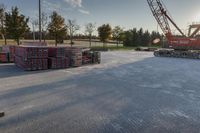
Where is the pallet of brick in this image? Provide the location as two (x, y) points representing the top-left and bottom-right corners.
(0, 52), (9, 63)
(15, 46), (48, 71)
(48, 57), (69, 69)
(48, 47), (66, 57)
(65, 47), (82, 67)
(15, 46), (48, 59)
(82, 50), (93, 65)
(15, 56), (48, 71)
(9, 46), (15, 62)
(2, 45), (15, 62)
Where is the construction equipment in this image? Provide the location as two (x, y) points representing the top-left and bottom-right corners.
(147, 0), (200, 59)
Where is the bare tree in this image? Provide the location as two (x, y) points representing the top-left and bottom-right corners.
(31, 19), (38, 41)
(0, 4), (6, 45)
(41, 12), (48, 42)
(67, 19), (80, 46)
(85, 22), (96, 47)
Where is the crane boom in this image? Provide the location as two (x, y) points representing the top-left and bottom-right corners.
(147, 0), (185, 38)
(147, 0), (200, 59)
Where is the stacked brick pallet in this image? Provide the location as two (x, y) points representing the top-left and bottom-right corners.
(2, 46), (15, 62)
(0, 45), (15, 63)
(15, 46), (48, 70)
(66, 47), (82, 67)
(12, 46), (101, 71)
(48, 47), (69, 69)
(0, 52), (9, 63)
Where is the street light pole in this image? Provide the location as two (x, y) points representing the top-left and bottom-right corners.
(39, 0), (42, 42)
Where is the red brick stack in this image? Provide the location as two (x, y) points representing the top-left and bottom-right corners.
(48, 47), (69, 69)
(15, 46), (48, 71)
(2, 46), (15, 62)
(0, 52), (9, 63)
(0, 45), (15, 63)
(66, 47), (82, 67)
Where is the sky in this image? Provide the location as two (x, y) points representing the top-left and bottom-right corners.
(1, 0), (200, 35)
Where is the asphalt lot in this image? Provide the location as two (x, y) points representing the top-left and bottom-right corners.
(0, 51), (200, 133)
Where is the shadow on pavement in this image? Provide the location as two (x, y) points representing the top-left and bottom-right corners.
(1, 57), (200, 132)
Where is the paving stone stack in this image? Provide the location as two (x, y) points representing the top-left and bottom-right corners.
(48, 47), (69, 69)
(65, 47), (82, 67)
(15, 46), (48, 71)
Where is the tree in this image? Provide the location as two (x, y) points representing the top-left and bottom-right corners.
(41, 12), (48, 42)
(85, 22), (95, 47)
(112, 26), (124, 47)
(0, 4), (6, 45)
(98, 24), (112, 48)
(137, 28), (144, 46)
(31, 19), (38, 41)
(5, 7), (29, 45)
(48, 11), (67, 46)
(142, 30), (151, 46)
(123, 28), (138, 47)
(67, 19), (80, 46)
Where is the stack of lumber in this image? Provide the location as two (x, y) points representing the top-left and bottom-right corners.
(15, 46), (48, 71)
(48, 47), (69, 69)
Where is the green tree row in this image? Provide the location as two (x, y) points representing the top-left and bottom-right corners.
(123, 28), (162, 47)
(0, 4), (163, 47)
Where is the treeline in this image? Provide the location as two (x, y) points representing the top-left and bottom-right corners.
(0, 4), (163, 47)
(123, 28), (162, 47)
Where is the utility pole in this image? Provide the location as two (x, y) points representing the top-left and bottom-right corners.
(39, 0), (42, 42)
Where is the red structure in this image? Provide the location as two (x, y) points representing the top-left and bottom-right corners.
(147, 0), (200, 58)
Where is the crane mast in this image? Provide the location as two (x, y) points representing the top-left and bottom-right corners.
(147, 0), (185, 38)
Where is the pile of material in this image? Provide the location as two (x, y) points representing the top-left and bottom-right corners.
(48, 47), (69, 69)
(0, 52), (9, 63)
(0, 46), (15, 63)
(82, 50), (101, 65)
(66, 47), (82, 67)
(12, 45), (101, 71)
(15, 46), (48, 70)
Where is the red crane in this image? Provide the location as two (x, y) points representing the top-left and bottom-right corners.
(147, 0), (200, 59)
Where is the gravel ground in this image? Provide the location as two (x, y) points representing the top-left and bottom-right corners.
(0, 51), (200, 133)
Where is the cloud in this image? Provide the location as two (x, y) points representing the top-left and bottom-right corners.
(78, 9), (90, 15)
(64, 0), (82, 7)
(43, 0), (62, 11)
